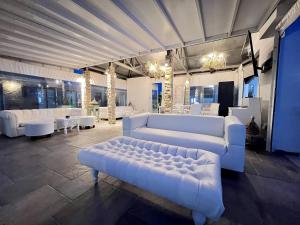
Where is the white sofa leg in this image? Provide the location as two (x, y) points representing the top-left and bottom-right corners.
(192, 211), (206, 225)
(91, 169), (99, 184)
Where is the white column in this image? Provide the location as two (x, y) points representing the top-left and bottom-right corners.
(163, 51), (174, 113)
(106, 63), (116, 124)
(84, 69), (91, 114)
(184, 74), (191, 105)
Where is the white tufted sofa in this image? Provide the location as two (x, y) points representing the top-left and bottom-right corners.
(78, 136), (224, 225)
(0, 108), (83, 137)
(123, 113), (246, 172)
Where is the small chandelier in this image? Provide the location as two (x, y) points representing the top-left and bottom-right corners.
(145, 61), (168, 79)
(201, 52), (226, 70)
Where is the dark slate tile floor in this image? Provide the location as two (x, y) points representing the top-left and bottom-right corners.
(0, 122), (299, 225)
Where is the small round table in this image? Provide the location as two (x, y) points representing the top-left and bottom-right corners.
(24, 121), (54, 137)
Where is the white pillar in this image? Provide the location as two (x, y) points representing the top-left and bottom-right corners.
(163, 51), (174, 113)
(83, 69), (91, 114)
(184, 74), (191, 105)
(106, 63), (116, 124)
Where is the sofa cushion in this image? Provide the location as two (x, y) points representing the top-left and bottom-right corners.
(146, 114), (225, 137)
(131, 127), (226, 156)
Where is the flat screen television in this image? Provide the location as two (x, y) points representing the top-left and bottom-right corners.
(243, 75), (259, 97)
(241, 31), (260, 77)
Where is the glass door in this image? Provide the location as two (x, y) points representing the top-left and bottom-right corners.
(152, 83), (162, 113)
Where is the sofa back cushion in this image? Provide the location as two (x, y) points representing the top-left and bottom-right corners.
(146, 114), (225, 137)
(2, 108), (83, 125)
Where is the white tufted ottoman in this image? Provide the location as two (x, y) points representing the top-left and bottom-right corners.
(78, 136), (224, 225)
(24, 121), (54, 137)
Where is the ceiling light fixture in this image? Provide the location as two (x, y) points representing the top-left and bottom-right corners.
(201, 52), (226, 70)
(145, 61), (169, 79)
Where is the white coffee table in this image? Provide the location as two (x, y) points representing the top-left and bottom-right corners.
(56, 117), (80, 135)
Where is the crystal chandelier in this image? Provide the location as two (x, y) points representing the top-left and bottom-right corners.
(201, 52), (226, 70)
(145, 61), (168, 79)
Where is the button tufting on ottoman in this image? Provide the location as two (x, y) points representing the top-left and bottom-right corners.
(78, 136), (224, 225)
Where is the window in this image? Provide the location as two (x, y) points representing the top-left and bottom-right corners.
(116, 89), (127, 106)
(91, 85), (127, 107)
(91, 85), (107, 106)
(63, 81), (81, 108)
(0, 71), (80, 110)
(190, 85), (218, 104)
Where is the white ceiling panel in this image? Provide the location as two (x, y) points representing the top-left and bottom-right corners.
(0, 0), (286, 69)
(161, 0), (204, 42)
(120, 0), (180, 46)
(74, 0), (163, 50)
(201, 0), (236, 38)
(233, 0), (278, 32)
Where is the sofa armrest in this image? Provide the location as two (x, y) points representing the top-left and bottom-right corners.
(0, 111), (19, 137)
(224, 116), (246, 146)
(123, 113), (149, 136)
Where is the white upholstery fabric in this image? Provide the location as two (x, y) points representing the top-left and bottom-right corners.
(24, 121), (54, 137)
(123, 113), (246, 172)
(147, 114), (224, 137)
(78, 136), (224, 223)
(190, 103), (219, 116)
(131, 127), (226, 156)
(190, 104), (202, 115)
(79, 116), (96, 128)
(224, 116), (246, 146)
(0, 108), (83, 137)
(99, 106), (137, 119)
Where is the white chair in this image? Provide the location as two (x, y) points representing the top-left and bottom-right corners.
(190, 104), (202, 115)
(201, 103), (219, 116)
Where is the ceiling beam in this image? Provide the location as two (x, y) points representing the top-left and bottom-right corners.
(257, 0), (281, 31)
(228, 0), (240, 36)
(111, 0), (165, 50)
(12, 0), (130, 57)
(114, 61), (146, 76)
(72, 0), (149, 51)
(0, 38), (94, 66)
(182, 47), (190, 74)
(174, 49), (190, 75)
(0, 49), (78, 68)
(0, 9), (112, 61)
(0, 31), (101, 64)
(154, 0), (184, 45)
(194, 0), (206, 42)
(88, 66), (128, 80)
(174, 64), (239, 75)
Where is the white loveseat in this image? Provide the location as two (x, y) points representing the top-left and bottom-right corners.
(0, 108), (83, 137)
(123, 113), (246, 172)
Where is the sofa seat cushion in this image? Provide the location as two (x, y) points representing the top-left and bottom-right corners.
(131, 127), (226, 156)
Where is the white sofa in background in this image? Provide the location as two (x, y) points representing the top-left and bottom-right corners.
(0, 108), (83, 137)
(99, 106), (137, 120)
(78, 136), (224, 225)
(123, 113), (246, 172)
(190, 103), (219, 116)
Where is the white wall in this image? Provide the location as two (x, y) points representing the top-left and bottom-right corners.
(173, 70), (238, 105)
(251, 36), (275, 126)
(127, 77), (152, 112)
(0, 57), (127, 89)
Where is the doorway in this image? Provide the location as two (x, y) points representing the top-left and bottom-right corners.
(152, 83), (162, 113)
